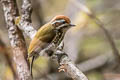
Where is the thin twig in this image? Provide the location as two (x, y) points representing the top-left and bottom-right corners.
(71, 0), (120, 63)
(92, 16), (120, 63)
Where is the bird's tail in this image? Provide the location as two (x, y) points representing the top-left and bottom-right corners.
(28, 56), (35, 78)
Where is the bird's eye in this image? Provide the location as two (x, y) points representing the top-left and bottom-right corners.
(55, 22), (60, 26)
(62, 21), (66, 24)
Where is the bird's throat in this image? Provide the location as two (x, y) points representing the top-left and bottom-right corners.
(52, 31), (65, 47)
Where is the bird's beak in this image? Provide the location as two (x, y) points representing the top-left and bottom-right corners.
(69, 24), (76, 27)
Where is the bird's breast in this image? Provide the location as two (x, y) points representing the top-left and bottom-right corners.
(52, 31), (65, 46)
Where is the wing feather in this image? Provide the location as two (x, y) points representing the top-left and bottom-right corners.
(28, 23), (55, 57)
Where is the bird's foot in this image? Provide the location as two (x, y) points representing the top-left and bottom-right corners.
(58, 64), (67, 72)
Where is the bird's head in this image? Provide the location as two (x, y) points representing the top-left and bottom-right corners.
(50, 15), (75, 32)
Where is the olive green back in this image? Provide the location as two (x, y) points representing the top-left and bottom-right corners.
(28, 23), (56, 56)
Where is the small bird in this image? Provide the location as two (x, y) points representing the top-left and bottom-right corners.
(28, 15), (75, 77)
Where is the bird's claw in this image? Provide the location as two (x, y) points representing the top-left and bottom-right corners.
(58, 64), (66, 72)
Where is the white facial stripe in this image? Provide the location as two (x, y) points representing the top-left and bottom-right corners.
(51, 19), (65, 25)
(56, 23), (69, 30)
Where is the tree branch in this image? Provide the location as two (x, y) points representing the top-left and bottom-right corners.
(53, 49), (88, 80)
(38, 42), (88, 80)
(1, 0), (31, 80)
(19, 0), (36, 39)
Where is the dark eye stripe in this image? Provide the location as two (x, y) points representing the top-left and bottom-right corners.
(62, 21), (66, 24)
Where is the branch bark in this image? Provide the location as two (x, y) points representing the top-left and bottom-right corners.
(53, 49), (88, 80)
(37, 41), (88, 80)
(19, 0), (36, 39)
(1, 0), (31, 80)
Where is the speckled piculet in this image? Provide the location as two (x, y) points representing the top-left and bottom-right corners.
(28, 15), (75, 77)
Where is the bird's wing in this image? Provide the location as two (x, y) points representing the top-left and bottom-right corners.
(28, 37), (41, 57)
(28, 23), (55, 57)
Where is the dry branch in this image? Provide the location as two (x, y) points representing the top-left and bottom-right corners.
(19, 0), (36, 39)
(53, 49), (88, 80)
(1, 0), (31, 80)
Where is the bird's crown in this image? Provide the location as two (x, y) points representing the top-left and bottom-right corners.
(51, 15), (71, 24)
(50, 15), (74, 30)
